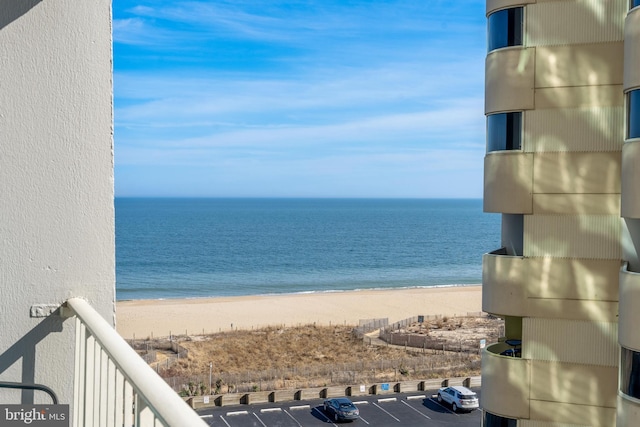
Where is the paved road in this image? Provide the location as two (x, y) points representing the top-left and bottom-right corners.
(198, 389), (482, 427)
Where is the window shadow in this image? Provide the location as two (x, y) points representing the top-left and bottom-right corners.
(1, 0), (43, 31)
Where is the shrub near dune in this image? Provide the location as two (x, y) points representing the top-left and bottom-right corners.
(141, 320), (498, 394)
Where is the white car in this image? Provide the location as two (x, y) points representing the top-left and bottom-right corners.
(437, 386), (479, 412)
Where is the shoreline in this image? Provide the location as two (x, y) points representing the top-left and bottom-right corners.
(115, 283), (481, 303)
(115, 285), (483, 339)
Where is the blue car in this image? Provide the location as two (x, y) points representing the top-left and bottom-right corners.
(323, 397), (360, 422)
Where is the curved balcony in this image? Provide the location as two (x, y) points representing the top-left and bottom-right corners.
(485, 253), (620, 321)
(482, 249), (527, 317)
(484, 152), (533, 214)
(481, 342), (530, 420)
(485, 47), (534, 115)
(620, 263), (640, 350)
(617, 393), (640, 427)
(486, 0), (534, 17)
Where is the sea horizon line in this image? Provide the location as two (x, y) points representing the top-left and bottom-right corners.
(115, 196), (483, 201)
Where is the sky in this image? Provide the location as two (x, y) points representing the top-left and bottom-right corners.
(113, 1), (488, 198)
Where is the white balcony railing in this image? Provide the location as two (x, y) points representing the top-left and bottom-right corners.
(64, 298), (208, 427)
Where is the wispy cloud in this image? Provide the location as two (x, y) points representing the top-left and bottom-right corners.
(113, 0), (487, 197)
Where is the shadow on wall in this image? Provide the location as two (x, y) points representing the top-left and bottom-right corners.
(0, 0), (62, 406)
(1, 0), (43, 31)
(0, 313), (65, 404)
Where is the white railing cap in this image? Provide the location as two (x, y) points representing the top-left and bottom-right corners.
(66, 297), (208, 427)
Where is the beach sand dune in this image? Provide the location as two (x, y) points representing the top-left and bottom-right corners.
(115, 286), (482, 339)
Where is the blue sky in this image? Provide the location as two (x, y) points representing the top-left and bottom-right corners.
(113, 1), (487, 198)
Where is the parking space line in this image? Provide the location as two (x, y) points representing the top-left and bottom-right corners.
(358, 415), (371, 425)
(311, 407), (338, 426)
(219, 415), (232, 427)
(252, 412), (268, 427)
(401, 399), (431, 420)
(372, 402), (401, 422)
(283, 409), (303, 427)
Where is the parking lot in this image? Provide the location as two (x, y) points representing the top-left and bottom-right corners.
(198, 389), (482, 427)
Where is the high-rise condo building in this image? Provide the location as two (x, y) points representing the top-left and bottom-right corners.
(482, 0), (640, 426)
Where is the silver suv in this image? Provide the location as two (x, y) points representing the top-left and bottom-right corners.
(437, 386), (479, 412)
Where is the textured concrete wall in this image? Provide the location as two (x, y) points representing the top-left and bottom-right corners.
(0, 0), (114, 411)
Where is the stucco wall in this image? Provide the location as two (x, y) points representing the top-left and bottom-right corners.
(0, 0), (114, 411)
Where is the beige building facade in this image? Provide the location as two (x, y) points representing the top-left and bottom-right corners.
(482, 0), (640, 426)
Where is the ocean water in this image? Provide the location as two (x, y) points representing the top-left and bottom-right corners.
(115, 198), (500, 300)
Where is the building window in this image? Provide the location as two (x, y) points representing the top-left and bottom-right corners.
(502, 214), (524, 257)
(629, 90), (640, 139)
(621, 347), (640, 399)
(632, 0), (640, 10)
(487, 112), (522, 152)
(483, 411), (517, 427)
(488, 7), (523, 52)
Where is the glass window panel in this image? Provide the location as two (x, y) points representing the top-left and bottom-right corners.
(483, 411), (517, 427)
(487, 112), (522, 152)
(629, 90), (640, 139)
(506, 112), (522, 150)
(488, 7), (523, 52)
(487, 113), (507, 152)
(502, 214), (524, 256)
(507, 8), (523, 46)
(621, 347), (640, 399)
(632, 0), (640, 9)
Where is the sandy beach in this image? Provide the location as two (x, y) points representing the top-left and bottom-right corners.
(115, 285), (482, 339)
